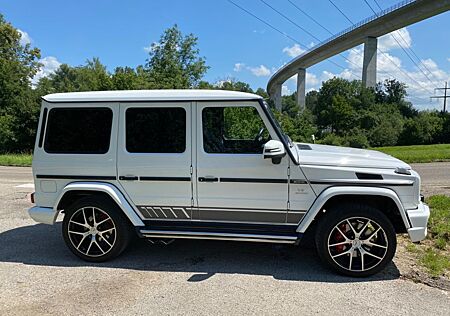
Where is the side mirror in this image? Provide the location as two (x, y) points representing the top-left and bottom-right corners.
(263, 140), (286, 164)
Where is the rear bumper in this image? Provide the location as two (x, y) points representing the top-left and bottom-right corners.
(28, 206), (57, 225)
(406, 202), (430, 242)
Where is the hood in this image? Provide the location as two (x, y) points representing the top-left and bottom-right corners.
(294, 143), (410, 169)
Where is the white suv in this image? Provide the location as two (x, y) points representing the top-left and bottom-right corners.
(29, 90), (429, 277)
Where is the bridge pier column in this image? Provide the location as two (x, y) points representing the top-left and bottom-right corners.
(296, 68), (306, 111)
(362, 36), (377, 88)
(271, 84), (282, 111)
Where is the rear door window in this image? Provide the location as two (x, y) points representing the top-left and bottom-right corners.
(44, 108), (113, 154)
(126, 107), (186, 153)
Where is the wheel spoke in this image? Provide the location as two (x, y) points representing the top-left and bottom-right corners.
(94, 240), (106, 254)
(363, 240), (387, 249)
(68, 230), (87, 236)
(349, 250), (353, 270)
(363, 250), (383, 261)
(346, 219), (357, 236)
(70, 220), (89, 229)
(92, 207), (97, 226)
(100, 233), (112, 248)
(76, 234), (88, 249)
(360, 250), (365, 271)
(357, 220), (371, 238)
(99, 227), (115, 234)
(329, 241), (351, 247)
(332, 249), (352, 258)
(365, 227), (381, 242)
(96, 217), (111, 227)
(82, 208), (88, 226)
(86, 239), (94, 255)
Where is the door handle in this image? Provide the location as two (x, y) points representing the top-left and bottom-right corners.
(119, 175), (138, 181)
(198, 176), (218, 183)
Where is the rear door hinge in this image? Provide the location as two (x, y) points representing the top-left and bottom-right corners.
(287, 201), (290, 211)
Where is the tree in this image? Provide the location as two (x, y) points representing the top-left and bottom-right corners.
(0, 14), (41, 152)
(145, 25), (209, 89)
(37, 58), (112, 93)
(398, 111), (444, 145)
(112, 66), (149, 90)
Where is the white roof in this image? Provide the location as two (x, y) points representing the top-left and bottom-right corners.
(43, 89), (262, 103)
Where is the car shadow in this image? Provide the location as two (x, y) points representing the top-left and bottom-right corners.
(0, 223), (400, 283)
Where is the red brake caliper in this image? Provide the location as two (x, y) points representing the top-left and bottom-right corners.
(334, 223), (347, 253)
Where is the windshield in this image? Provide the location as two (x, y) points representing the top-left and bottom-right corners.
(263, 101), (291, 145)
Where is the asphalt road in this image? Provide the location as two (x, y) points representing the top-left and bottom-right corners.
(0, 165), (449, 315)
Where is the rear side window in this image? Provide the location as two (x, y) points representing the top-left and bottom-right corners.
(44, 108), (113, 154)
(126, 107), (186, 153)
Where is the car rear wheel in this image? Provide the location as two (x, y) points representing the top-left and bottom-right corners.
(315, 203), (397, 277)
(62, 196), (133, 262)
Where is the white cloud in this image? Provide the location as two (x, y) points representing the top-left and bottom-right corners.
(281, 85), (291, 96)
(233, 63), (245, 72)
(249, 65), (271, 77)
(32, 56), (61, 85)
(307, 42), (315, 49)
(282, 44), (306, 58)
(18, 29), (31, 46)
(447, 57), (450, 63)
(379, 28), (411, 51)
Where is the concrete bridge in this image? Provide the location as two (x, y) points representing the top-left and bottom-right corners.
(267, 0), (450, 111)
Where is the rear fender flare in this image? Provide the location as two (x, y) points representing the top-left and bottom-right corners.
(55, 182), (144, 226)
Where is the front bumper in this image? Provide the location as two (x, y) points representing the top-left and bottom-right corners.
(28, 206), (57, 225)
(406, 202), (430, 242)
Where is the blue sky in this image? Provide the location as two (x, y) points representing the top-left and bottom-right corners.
(1, 0), (449, 109)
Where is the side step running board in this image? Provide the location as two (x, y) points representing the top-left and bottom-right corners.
(139, 229), (298, 244)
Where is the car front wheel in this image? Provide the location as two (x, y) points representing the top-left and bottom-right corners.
(315, 203), (397, 277)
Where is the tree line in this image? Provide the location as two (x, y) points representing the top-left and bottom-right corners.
(0, 14), (448, 153)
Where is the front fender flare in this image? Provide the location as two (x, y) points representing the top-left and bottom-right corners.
(55, 182), (144, 226)
(296, 186), (410, 233)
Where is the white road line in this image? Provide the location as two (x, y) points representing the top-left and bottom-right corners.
(15, 183), (34, 189)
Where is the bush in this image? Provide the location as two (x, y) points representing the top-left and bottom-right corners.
(398, 111), (444, 145)
(343, 130), (369, 148)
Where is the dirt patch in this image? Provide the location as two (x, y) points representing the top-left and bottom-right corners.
(395, 235), (450, 291)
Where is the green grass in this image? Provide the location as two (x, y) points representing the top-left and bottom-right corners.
(374, 144), (450, 163)
(406, 195), (450, 277)
(427, 195), (450, 248)
(0, 154), (33, 167)
(420, 248), (450, 277)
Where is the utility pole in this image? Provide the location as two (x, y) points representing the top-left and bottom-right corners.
(431, 82), (449, 112)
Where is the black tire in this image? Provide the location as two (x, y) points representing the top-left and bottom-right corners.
(62, 196), (134, 262)
(315, 203), (397, 277)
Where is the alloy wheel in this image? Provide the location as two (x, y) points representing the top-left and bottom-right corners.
(327, 217), (388, 272)
(67, 206), (117, 257)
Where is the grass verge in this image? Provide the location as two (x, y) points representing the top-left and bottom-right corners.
(405, 195), (450, 277)
(0, 154), (33, 167)
(374, 144), (450, 163)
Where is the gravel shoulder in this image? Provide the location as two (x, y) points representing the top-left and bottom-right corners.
(0, 165), (449, 315)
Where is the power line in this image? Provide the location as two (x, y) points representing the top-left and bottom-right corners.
(328, 0), (354, 24)
(287, 0), (333, 36)
(372, 0), (441, 85)
(287, 0), (374, 73)
(226, 0), (301, 45)
(259, 0), (363, 71)
(226, 0), (360, 79)
(363, 0), (436, 86)
(328, 0), (433, 95)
